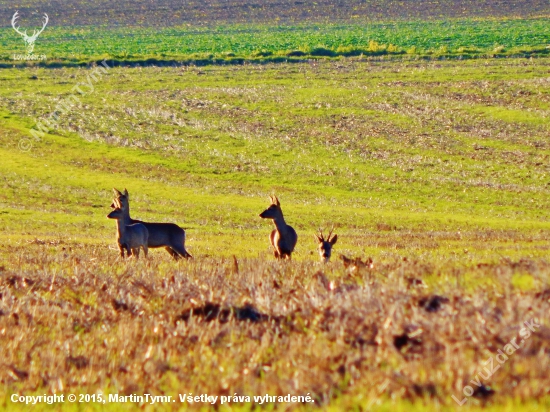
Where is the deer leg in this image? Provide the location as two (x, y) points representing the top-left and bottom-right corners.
(269, 230), (281, 259)
(133, 248), (140, 259)
(165, 247), (180, 260)
(118, 242), (126, 258)
(171, 243), (192, 259)
(143, 245), (148, 258)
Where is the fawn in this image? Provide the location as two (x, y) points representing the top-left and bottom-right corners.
(315, 228), (338, 263)
(111, 188), (192, 259)
(107, 201), (149, 259)
(259, 195), (298, 259)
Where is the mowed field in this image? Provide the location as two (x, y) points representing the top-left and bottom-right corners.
(1, 0), (550, 409)
(0, 56), (549, 410)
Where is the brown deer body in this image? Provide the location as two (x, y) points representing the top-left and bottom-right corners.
(111, 188), (192, 259)
(259, 196), (298, 259)
(315, 228), (337, 263)
(107, 204), (149, 259)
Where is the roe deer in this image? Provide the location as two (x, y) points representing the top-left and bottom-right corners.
(259, 195), (298, 259)
(107, 203), (149, 259)
(315, 228), (337, 263)
(111, 188), (192, 259)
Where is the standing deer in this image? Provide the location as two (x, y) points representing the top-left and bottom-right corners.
(315, 228), (338, 263)
(107, 201), (149, 259)
(11, 11), (49, 55)
(259, 196), (298, 259)
(111, 188), (192, 259)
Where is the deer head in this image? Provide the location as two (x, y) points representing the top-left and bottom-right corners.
(315, 228), (337, 263)
(107, 197), (129, 219)
(11, 11), (49, 55)
(259, 195), (283, 220)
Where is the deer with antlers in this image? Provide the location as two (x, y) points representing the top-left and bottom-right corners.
(11, 11), (49, 55)
(110, 188), (192, 259)
(315, 228), (338, 263)
(259, 196), (298, 260)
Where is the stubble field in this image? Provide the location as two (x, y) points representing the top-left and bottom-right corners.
(0, 55), (550, 410)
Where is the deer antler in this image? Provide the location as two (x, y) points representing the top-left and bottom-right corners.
(11, 11), (27, 38)
(11, 12), (48, 41)
(317, 228), (325, 242)
(327, 227), (334, 242)
(31, 13), (49, 39)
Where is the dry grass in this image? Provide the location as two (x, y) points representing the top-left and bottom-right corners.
(1, 241), (549, 409)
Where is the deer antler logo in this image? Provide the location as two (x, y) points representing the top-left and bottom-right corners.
(11, 11), (49, 55)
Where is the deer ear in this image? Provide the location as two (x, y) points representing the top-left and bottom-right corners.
(113, 188), (122, 196)
(314, 234), (322, 243)
(273, 196), (280, 207)
(330, 234), (338, 245)
(123, 188), (129, 197)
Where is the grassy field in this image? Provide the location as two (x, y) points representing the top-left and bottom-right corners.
(1, 18), (550, 66)
(0, 54), (549, 410)
(1, 0), (550, 66)
(1, 0), (549, 70)
(1, 1), (550, 408)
